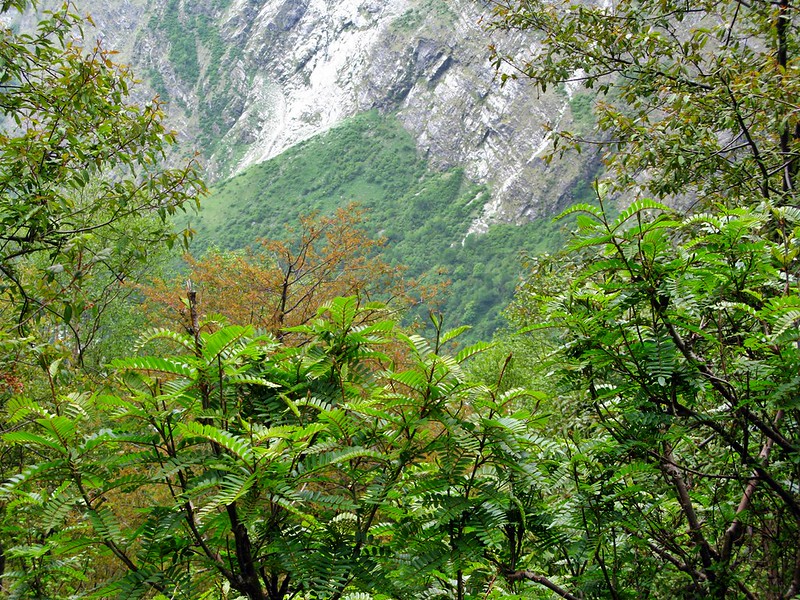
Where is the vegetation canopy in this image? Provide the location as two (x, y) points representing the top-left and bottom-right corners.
(487, 0), (800, 596)
(0, 0), (203, 348)
(1, 0), (800, 598)
(490, 0), (800, 207)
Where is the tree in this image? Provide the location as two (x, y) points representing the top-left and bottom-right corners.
(142, 205), (436, 339)
(489, 0), (800, 207)
(0, 1), (204, 339)
(499, 197), (800, 599)
(489, 0), (800, 597)
(0, 1), (203, 590)
(1, 296), (540, 599)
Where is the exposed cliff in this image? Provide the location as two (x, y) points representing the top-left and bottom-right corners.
(24, 0), (602, 225)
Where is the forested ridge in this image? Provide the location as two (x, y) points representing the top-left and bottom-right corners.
(1, 1), (800, 599)
(188, 110), (572, 342)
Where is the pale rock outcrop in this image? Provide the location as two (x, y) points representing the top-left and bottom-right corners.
(25, 0), (602, 224)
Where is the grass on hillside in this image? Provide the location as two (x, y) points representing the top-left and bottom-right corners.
(189, 110), (569, 340)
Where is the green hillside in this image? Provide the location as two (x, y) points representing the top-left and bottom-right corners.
(190, 110), (567, 339)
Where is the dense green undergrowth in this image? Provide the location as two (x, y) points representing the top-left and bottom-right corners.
(190, 110), (567, 340)
(5, 0), (800, 597)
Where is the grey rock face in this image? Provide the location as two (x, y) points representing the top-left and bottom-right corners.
(30, 0), (601, 224)
(272, 0), (309, 31)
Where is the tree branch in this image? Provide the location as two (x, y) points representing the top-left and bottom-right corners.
(503, 569), (581, 600)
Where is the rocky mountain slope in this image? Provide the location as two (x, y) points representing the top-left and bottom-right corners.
(25, 0), (602, 227)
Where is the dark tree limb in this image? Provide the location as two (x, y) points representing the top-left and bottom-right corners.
(503, 569), (581, 600)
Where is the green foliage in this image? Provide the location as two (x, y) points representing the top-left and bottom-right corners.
(192, 110), (566, 341)
(1, 296), (544, 598)
(159, 0), (200, 87)
(1, 0), (29, 12)
(490, 0), (800, 206)
(148, 0), (240, 152)
(504, 196), (800, 598)
(193, 111), (431, 242)
(487, 0), (800, 592)
(0, 4), (204, 593)
(485, 0), (800, 593)
(146, 66), (170, 105)
(567, 92), (595, 133)
(10, 0), (800, 597)
(0, 2), (204, 341)
(391, 0), (456, 32)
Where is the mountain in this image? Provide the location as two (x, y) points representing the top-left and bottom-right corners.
(18, 0), (603, 336)
(29, 0), (601, 225)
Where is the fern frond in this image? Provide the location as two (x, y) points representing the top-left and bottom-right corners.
(36, 415), (77, 444)
(196, 473), (256, 521)
(303, 448), (388, 473)
(5, 396), (51, 423)
(455, 341), (493, 364)
(87, 506), (125, 544)
(135, 327), (195, 353)
(111, 356), (196, 379)
(388, 369), (430, 393)
(555, 202), (605, 222)
(440, 325), (471, 345)
(177, 422), (254, 465)
(4, 430), (68, 454)
(226, 374), (280, 388)
(610, 198), (672, 231)
(41, 485), (78, 532)
(202, 325), (253, 363)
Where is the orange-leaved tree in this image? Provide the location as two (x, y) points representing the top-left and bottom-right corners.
(142, 205), (438, 337)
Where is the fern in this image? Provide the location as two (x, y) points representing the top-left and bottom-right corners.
(196, 473), (256, 521)
(4, 430), (69, 454)
(609, 199), (672, 232)
(455, 341), (493, 364)
(111, 356), (197, 379)
(40, 482), (78, 532)
(177, 421), (254, 464)
(87, 506), (125, 544)
(3, 313), (550, 598)
(5, 396), (51, 423)
(201, 325), (253, 363)
(555, 202), (606, 222)
(440, 325), (471, 345)
(134, 327), (195, 353)
(387, 369), (430, 393)
(404, 333), (434, 359)
(36, 415), (78, 444)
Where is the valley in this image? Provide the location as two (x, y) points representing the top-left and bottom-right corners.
(21, 0), (603, 336)
(4, 0), (793, 596)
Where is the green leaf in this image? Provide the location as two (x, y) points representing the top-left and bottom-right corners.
(202, 325), (253, 363)
(455, 341), (493, 364)
(135, 327), (195, 353)
(111, 356), (197, 379)
(441, 325), (471, 344)
(555, 202), (605, 222)
(196, 473), (256, 521)
(4, 430), (68, 454)
(177, 421), (254, 465)
(610, 198), (672, 232)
